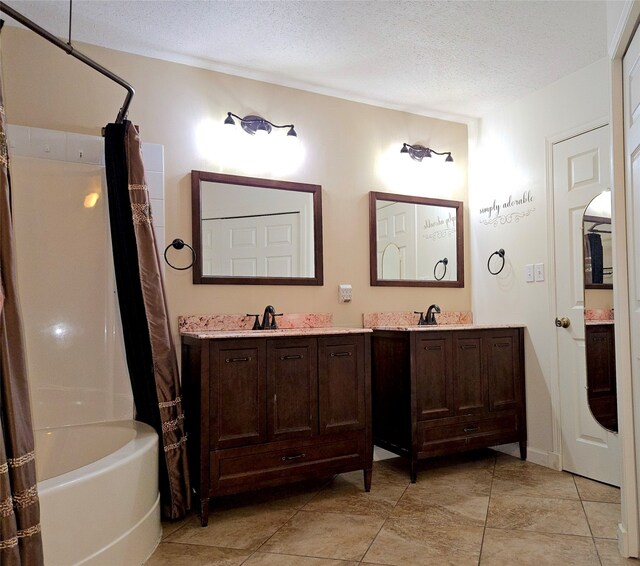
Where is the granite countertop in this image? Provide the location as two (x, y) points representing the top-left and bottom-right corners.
(369, 324), (525, 331)
(181, 327), (373, 339)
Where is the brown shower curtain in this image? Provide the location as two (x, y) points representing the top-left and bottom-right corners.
(104, 121), (190, 520)
(0, 26), (45, 566)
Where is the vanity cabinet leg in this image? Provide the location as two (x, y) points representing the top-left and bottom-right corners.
(410, 460), (417, 483)
(519, 440), (527, 461)
(199, 497), (210, 527)
(363, 468), (372, 492)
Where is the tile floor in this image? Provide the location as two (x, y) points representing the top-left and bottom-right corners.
(147, 449), (633, 565)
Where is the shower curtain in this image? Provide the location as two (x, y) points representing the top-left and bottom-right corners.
(105, 121), (190, 520)
(0, 26), (44, 566)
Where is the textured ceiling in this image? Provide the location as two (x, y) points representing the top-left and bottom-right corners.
(3, 0), (607, 120)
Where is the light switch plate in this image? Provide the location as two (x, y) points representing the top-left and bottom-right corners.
(535, 263), (545, 282)
(525, 264), (534, 282)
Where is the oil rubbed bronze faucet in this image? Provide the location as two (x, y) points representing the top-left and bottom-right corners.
(425, 304), (441, 325)
(247, 305), (283, 330)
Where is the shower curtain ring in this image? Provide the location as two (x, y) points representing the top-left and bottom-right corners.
(487, 249), (506, 275)
(163, 239), (196, 270)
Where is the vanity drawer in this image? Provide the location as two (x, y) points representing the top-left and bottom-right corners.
(210, 435), (365, 494)
(418, 414), (519, 452)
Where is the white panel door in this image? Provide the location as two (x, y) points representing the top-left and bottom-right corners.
(375, 201), (417, 279)
(554, 124), (620, 486)
(624, 19), (640, 501)
(203, 212), (300, 277)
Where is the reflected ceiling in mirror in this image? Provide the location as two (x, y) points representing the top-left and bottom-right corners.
(369, 191), (464, 287)
(191, 171), (323, 285)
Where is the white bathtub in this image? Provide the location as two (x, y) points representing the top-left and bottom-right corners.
(35, 420), (161, 565)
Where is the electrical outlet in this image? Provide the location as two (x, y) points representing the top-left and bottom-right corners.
(338, 284), (352, 303)
(535, 263), (544, 282)
(525, 264), (534, 282)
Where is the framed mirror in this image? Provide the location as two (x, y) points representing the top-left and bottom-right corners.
(583, 190), (617, 432)
(191, 171), (323, 285)
(369, 191), (464, 287)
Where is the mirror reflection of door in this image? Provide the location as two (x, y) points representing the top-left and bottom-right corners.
(583, 190), (617, 432)
(381, 243), (403, 279)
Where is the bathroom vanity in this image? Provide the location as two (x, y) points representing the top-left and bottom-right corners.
(180, 326), (372, 526)
(370, 325), (526, 481)
(585, 321), (617, 432)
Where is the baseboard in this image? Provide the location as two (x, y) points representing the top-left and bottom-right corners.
(492, 443), (561, 470)
(618, 522), (638, 558)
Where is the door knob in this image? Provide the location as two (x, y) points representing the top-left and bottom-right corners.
(555, 317), (571, 328)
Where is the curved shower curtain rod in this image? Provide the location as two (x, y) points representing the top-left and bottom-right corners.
(0, 1), (134, 123)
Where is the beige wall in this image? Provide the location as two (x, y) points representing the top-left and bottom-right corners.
(2, 27), (469, 332)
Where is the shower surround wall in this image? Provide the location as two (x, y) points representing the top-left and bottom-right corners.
(9, 124), (165, 430)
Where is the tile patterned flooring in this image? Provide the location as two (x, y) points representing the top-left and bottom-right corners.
(147, 450), (633, 565)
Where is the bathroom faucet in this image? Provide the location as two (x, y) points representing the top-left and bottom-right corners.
(414, 311), (427, 326)
(425, 304), (441, 325)
(245, 305), (283, 330)
(261, 305), (276, 329)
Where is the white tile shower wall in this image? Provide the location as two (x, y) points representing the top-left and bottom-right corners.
(8, 125), (165, 429)
(141, 147), (166, 268)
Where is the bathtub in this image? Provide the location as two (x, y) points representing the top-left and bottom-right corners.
(35, 420), (161, 565)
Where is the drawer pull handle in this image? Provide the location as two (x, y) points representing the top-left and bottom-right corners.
(225, 356), (252, 363)
(460, 345), (477, 350)
(281, 354), (303, 360)
(281, 453), (306, 462)
(330, 352), (352, 357)
(495, 343), (510, 349)
(463, 426), (479, 433)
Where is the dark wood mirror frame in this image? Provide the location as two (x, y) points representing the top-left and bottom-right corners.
(369, 191), (464, 287)
(191, 170), (324, 285)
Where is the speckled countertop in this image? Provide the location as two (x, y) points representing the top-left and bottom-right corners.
(181, 327), (373, 339)
(369, 324), (525, 331)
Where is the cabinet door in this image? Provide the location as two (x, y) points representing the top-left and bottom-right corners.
(414, 333), (454, 420)
(585, 325), (616, 397)
(453, 334), (486, 415)
(486, 329), (521, 411)
(267, 338), (318, 440)
(484, 329), (522, 411)
(318, 335), (367, 434)
(210, 340), (267, 449)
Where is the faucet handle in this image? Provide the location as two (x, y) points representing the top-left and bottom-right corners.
(270, 313), (283, 329)
(246, 314), (261, 330)
(414, 311), (426, 326)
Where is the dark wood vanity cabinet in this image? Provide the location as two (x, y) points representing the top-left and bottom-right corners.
(372, 327), (526, 481)
(181, 332), (372, 526)
(585, 323), (617, 432)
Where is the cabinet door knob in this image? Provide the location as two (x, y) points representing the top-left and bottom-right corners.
(555, 317), (571, 328)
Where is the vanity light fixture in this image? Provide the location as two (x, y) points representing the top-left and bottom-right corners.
(224, 112), (297, 137)
(401, 143), (453, 163)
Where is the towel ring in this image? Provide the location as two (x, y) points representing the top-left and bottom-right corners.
(433, 257), (448, 281)
(487, 249), (506, 275)
(163, 238), (196, 271)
